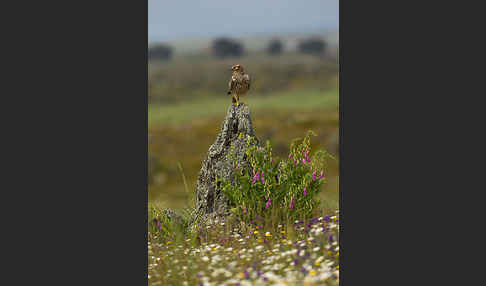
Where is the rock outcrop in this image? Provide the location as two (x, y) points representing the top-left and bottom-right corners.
(190, 103), (259, 228)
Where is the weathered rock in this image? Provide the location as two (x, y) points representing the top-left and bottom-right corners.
(190, 103), (259, 228)
(161, 208), (186, 227)
(149, 208), (186, 231)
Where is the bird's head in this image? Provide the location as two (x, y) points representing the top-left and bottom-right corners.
(231, 64), (244, 73)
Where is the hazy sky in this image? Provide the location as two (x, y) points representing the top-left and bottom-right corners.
(148, 0), (339, 42)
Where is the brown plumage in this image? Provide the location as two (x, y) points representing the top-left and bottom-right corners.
(227, 64), (250, 106)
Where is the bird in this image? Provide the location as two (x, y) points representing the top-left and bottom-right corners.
(227, 64), (251, 107)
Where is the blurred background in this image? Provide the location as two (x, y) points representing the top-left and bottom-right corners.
(148, 0), (339, 211)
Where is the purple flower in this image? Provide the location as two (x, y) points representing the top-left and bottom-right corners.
(289, 196), (295, 210)
(312, 171), (316, 181)
(258, 225), (263, 229)
(288, 154), (292, 159)
(265, 198), (271, 209)
(303, 188), (307, 196)
(252, 172), (259, 184)
(293, 158), (297, 165)
(293, 259), (299, 265)
(242, 206), (247, 214)
(311, 217), (318, 223)
(243, 272), (249, 279)
(261, 170), (265, 184)
(324, 215), (330, 222)
(329, 234), (334, 242)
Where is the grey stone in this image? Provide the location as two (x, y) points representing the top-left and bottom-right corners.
(189, 103), (259, 229)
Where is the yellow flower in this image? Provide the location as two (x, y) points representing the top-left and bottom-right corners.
(239, 272), (245, 279)
(280, 230), (286, 234)
(258, 238), (264, 243)
(212, 247), (217, 251)
(167, 241), (173, 245)
(336, 265), (340, 269)
(254, 230), (259, 234)
(265, 232), (272, 237)
(315, 261), (320, 266)
(310, 270), (317, 276)
(336, 251), (339, 257)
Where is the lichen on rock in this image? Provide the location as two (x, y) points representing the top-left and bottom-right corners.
(190, 103), (259, 229)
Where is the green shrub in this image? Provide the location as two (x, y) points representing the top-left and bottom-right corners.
(221, 130), (334, 223)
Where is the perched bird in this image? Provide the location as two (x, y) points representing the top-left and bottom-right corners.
(227, 64), (251, 106)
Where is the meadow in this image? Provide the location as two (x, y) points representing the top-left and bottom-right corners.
(148, 212), (339, 286)
(148, 50), (339, 285)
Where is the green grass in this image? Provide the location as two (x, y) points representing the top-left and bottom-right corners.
(148, 88), (339, 210)
(149, 88), (338, 127)
(148, 208), (340, 285)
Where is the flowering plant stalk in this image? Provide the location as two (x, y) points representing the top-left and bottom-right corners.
(222, 130), (334, 222)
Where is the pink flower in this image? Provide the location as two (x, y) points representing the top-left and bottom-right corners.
(319, 171), (324, 179)
(288, 154), (292, 159)
(261, 170), (265, 184)
(265, 198), (271, 209)
(304, 188), (307, 196)
(312, 171), (316, 181)
(289, 196), (295, 210)
(252, 172), (260, 184)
